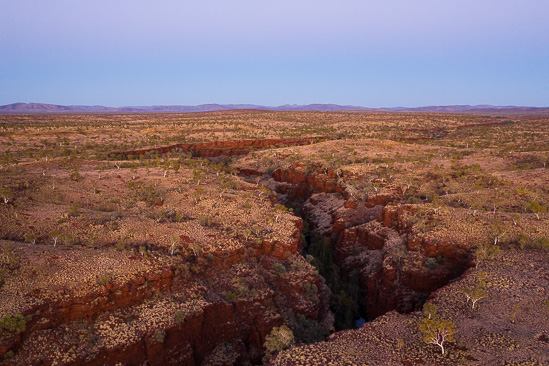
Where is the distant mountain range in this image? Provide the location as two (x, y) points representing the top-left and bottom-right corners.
(1, 102), (548, 114)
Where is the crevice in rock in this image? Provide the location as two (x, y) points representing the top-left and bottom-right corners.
(245, 163), (474, 331)
(109, 136), (332, 160)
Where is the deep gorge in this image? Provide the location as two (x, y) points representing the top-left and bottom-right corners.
(259, 163), (474, 331)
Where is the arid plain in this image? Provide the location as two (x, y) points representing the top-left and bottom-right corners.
(0, 111), (548, 365)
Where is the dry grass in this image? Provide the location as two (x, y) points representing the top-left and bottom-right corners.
(0, 111), (547, 365)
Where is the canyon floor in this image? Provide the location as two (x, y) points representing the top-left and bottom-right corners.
(0, 111), (548, 365)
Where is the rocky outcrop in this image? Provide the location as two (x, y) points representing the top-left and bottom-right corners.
(272, 164), (347, 201)
(1, 215), (328, 365)
(82, 298), (281, 366)
(1, 267), (175, 361)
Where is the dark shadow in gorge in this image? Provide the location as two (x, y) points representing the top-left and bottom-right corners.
(301, 222), (363, 331)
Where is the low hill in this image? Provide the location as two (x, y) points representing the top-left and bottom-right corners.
(2, 102), (547, 114)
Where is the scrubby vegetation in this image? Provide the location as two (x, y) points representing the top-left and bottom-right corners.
(0, 111), (547, 365)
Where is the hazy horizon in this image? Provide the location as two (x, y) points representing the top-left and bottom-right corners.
(2, 102), (548, 110)
(1, 1), (548, 107)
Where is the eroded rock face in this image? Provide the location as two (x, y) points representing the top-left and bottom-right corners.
(269, 166), (472, 320)
(330, 206), (470, 318)
(272, 165), (346, 201)
(80, 300), (275, 366)
(1, 216), (331, 365)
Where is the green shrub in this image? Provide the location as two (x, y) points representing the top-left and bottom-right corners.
(263, 325), (294, 358)
(1, 247), (17, 266)
(198, 214), (213, 227)
(303, 282), (318, 302)
(67, 202), (81, 218)
(537, 237), (549, 251)
(226, 291), (237, 302)
(96, 276), (111, 286)
(69, 171), (83, 181)
(271, 263), (287, 274)
(175, 310), (185, 323)
(155, 331), (165, 343)
(0, 314), (27, 335)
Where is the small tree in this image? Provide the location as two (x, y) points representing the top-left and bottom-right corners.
(193, 188), (205, 204)
(1, 247), (17, 267)
(69, 171), (83, 182)
(528, 200), (547, 221)
(192, 169), (202, 185)
(418, 316), (456, 355)
(263, 325), (295, 359)
(243, 228), (252, 241)
(189, 241), (202, 257)
(49, 229), (61, 246)
(169, 235), (180, 256)
(273, 204), (288, 223)
(0, 187), (13, 204)
(423, 303), (438, 319)
(511, 213), (520, 226)
(463, 284), (487, 309)
(488, 218), (506, 245)
(474, 242), (500, 268)
(24, 232), (37, 245)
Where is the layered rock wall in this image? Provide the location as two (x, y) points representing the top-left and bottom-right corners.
(111, 137), (330, 159)
(268, 166), (472, 320)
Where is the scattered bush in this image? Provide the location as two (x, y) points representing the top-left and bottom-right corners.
(67, 202), (82, 218)
(303, 282), (319, 303)
(0, 314), (27, 335)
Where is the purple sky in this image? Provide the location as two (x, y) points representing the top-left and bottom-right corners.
(1, 0), (548, 107)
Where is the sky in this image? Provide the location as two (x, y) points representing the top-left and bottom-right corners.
(1, 0), (548, 107)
